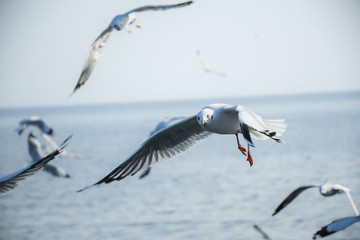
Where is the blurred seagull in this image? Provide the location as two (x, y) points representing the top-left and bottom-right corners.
(71, 1), (193, 95)
(15, 116), (54, 135)
(139, 116), (187, 179)
(0, 135), (71, 195)
(196, 50), (226, 77)
(28, 133), (71, 178)
(41, 133), (79, 159)
(272, 183), (359, 216)
(313, 215), (360, 239)
(78, 103), (286, 192)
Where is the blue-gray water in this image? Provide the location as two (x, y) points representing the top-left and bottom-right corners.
(0, 92), (359, 240)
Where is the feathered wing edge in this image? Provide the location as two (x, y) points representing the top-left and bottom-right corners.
(77, 116), (210, 192)
(312, 216), (360, 239)
(0, 135), (72, 195)
(272, 185), (317, 216)
(124, 1), (193, 15)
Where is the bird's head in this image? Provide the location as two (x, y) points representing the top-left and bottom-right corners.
(197, 108), (214, 126)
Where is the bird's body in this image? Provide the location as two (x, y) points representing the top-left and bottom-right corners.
(313, 215), (360, 239)
(272, 183), (359, 216)
(0, 136), (71, 195)
(78, 103), (286, 192)
(71, 1), (193, 94)
(28, 133), (71, 178)
(15, 116), (53, 135)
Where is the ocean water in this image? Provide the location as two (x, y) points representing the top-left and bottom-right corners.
(0, 92), (359, 240)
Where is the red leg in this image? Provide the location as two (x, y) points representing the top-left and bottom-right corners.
(235, 133), (247, 156)
(246, 144), (253, 167)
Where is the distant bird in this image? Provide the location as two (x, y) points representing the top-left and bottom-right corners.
(15, 116), (54, 135)
(313, 215), (360, 239)
(77, 103), (286, 192)
(71, 1), (193, 95)
(253, 224), (273, 240)
(272, 183), (359, 216)
(41, 133), (79, 159)
(139, 116), (186, 179)
(196, 50), (226, 77)
(0, 135), (71, 195)
(28, 133), (71, 178)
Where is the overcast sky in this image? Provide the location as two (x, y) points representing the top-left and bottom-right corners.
(0, 0), (359, 108)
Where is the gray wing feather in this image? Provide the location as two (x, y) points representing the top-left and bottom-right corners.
(0, 136), (71, 195)
(124, 1), (193, 15)
(71, 27), (113, 94)
(77, 116), (209, 191)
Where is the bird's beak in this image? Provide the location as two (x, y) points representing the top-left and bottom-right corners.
(202, 119), (206, 125)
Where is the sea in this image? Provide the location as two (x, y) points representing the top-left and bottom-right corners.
(0, 92), (359, 240)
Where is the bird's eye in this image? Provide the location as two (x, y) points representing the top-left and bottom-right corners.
(211, 115), (213, 119)
(197, 116), (200, 120)
(206, 115), (209, 118)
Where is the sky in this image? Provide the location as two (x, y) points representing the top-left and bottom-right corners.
(0, 0), (359, 108)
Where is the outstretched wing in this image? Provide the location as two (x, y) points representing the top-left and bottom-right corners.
(124, 1), (193, 15)
(77, 116), (210, 192)
(272, 185), (317, 216)
(0, 136), (72, 195)
(313, 215), (360, 239)
(71, 27), (113, 95)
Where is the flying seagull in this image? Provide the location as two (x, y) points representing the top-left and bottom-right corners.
(28, 133), (71, 178)
(71, 1), (193, 95)
(139, 116), (187, 179)
(0, 135), (71, 195)
(272, 183), (359, 216)
(313, 215), (360, 239)
(77, 103), (286, 192)
(15, 116), (54, 135)
(196, 50), (226, 77)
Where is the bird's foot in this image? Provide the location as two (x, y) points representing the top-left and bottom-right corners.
(246, 145), (253, 166)
(238, 145), (247, 156)
(136, 24), (141, 28)
(127, 29), (132, 33)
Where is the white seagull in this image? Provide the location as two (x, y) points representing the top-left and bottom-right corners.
(28, 133), (71, 178)
(78, 103), (286, 192)
(196, 50), (227, 77)
(71, 1), (193, 95)
(139, 116), (187, 179)
(272, 183), (359, 216)
(313, 215), (360, 239)
(41, 133), (79, 159)
(0, 135), (71, 195)
(15, 116), (54, 135)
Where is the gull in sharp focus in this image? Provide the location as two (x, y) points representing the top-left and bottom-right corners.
(196, 50), (226, 77)
(15, 116), (54, 135)
(78, 103), (286, 192)
(0, 135), (71, 195)
(272, 183), (359, 216)
(28, 133), (71, 178)
(139, 116), (187, 179)
(313, 215), (360, 239)
(71, 1), (193, 95)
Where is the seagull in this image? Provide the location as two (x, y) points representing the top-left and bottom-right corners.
(313, 215), (360, 239)
(272, 183), (359, 216)
(0, 135), (71, 195)
(15, 116), (54, 135)
(196, 50), (226, 77)
(70, 1), (193, 95)
(139, 116), (187, 179)
(77, 103), (286, 192)
(28, 133), (71, 178)
(41, 133), (79, 159)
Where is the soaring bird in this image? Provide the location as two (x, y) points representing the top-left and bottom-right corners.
(196, 50), (227, 77)
(15, 116), (54, 135)
(28, 133), (71, 178)
(272, 183), (359, 216)
(0, 135), (71, 195)
(313, 215), (360, 239)
(77, 103), (286, 192)
(71, 1), (193, 95)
